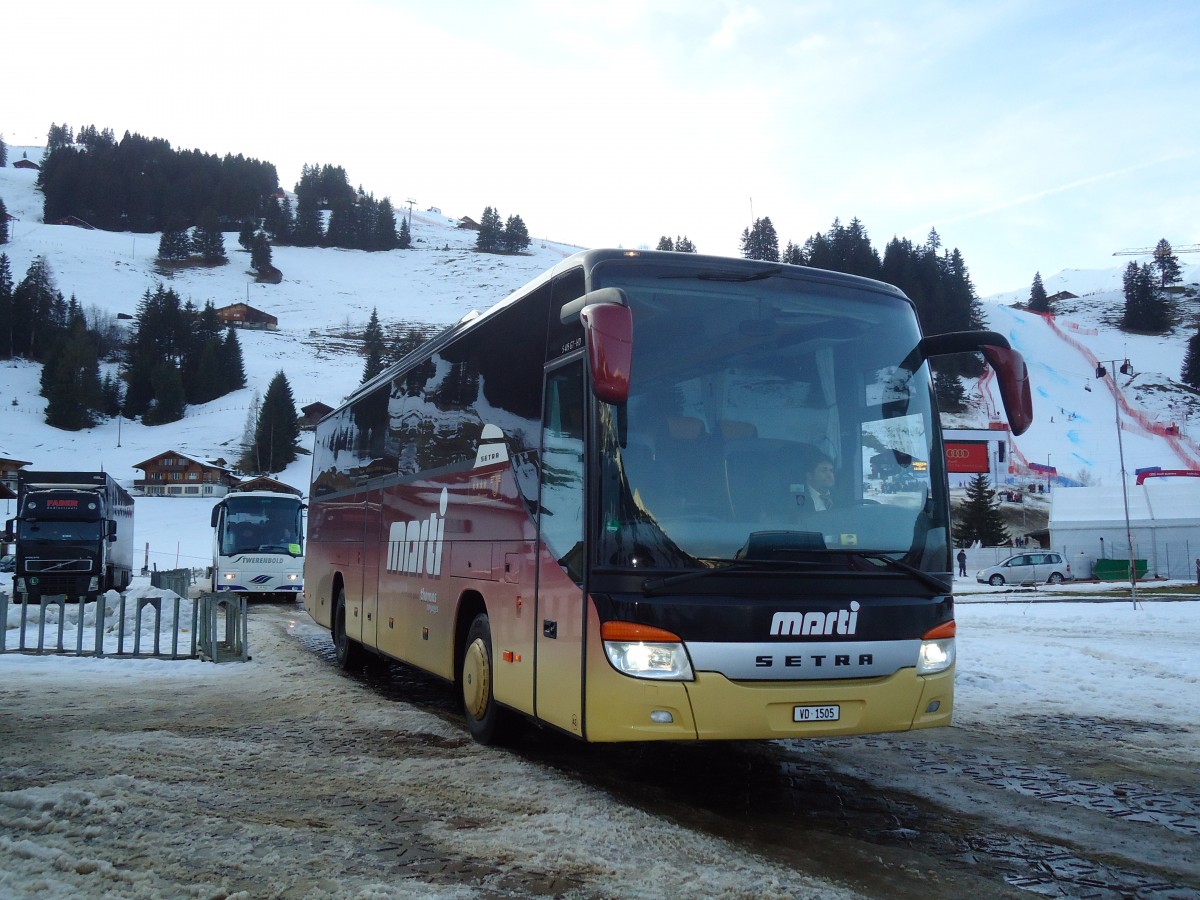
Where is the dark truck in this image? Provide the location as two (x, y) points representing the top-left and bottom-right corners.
(3, 471), (135, 601)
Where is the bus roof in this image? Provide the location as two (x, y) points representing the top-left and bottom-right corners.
(334, 248), (912, 414)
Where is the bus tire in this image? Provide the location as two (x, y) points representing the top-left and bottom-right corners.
(333, 590), (366, 670)
(461, 613), (509, 745)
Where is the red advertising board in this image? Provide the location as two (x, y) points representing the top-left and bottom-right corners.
(944, 441), (989, 473)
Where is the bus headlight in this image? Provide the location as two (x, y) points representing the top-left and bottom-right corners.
(600, 621), (694, 681)
(917, 621), (956, 675)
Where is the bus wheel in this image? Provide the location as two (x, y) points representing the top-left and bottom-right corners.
(461, 613), (508, 744)
(333, 590), (365, 670)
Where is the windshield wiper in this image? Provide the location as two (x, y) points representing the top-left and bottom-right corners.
(640, 552), (951, 596)
(657, 267), (783, 283)
(824, 550), (951, 593)
(641, 558), (819, 595)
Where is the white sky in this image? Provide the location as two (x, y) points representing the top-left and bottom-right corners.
(6, 0), (1199, 295)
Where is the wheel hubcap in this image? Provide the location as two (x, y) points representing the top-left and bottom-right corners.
(463, 638), (490, 719)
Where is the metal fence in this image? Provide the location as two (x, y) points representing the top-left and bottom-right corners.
(1, 591), (248, 661)
(149, 567), (193, 598)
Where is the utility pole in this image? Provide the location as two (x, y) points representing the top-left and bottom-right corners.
(1095, 356), (1139, 609)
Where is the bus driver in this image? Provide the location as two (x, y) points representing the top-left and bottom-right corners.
(798, 449), (836, 511)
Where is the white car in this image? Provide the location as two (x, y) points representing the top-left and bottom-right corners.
(976, 551), (1072, 586)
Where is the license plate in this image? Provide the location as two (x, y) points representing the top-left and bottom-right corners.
(793, 704), (840, 723)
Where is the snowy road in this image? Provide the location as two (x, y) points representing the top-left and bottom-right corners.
(2, 602), (1198, 899)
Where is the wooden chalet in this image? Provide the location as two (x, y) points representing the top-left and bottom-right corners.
(132, 451), (236, 497)
(215, 302), (278, 330)
(234, 475), (302, 496)
(299, 401), (333, 430)
(0, 454), (31, 500)
(13, 158), (39, 170)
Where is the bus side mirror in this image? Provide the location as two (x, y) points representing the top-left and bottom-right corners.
(979, 344), (1033, 436)
(210, 505), (221, 528)
(919, 330), (1033, 436)
(581, 302), (633, 405)
(2, 521), (13, 542)
(106, 520), (118, 541)
(561, 288), (633, 405)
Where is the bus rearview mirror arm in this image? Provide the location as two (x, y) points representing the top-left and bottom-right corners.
(918, 330), (1034, 436)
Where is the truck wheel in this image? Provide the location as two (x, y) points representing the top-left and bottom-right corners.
(333, 590), (365, 670)
(460, 613), (509, 744)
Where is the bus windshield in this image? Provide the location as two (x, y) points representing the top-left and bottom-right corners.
(593, 262), (947, 574)
(220, 495), (304, 556)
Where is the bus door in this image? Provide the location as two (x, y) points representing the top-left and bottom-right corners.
(534, 360), (587, 736)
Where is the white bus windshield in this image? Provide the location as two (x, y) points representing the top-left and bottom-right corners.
(219, 496), (304, 556)
(593, 264), (946, 572)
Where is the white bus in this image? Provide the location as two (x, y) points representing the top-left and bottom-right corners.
(210, 490), (305, 600)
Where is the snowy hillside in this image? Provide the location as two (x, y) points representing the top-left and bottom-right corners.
(4, 146), (1200, 571)
(0, 149), (581, 571)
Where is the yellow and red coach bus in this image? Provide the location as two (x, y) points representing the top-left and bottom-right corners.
(304, 249), (1031, 744)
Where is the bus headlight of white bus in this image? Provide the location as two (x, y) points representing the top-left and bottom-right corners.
(600, 621), (694, 680)
(917, 621), (956, 675)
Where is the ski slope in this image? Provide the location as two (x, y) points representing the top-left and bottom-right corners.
(976, 299), (1200, 486)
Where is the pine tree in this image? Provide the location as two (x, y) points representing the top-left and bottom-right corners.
(397, 215), (411, 249)
(1121, 261), (1169, 332)
(740, 217), (779, 261)
(250, 231), (273, 272)
(220, 327), (247, 393)
(502, 214), (530, 253)
(1152, 238), (1183, 289)
(0, 196), (8, 244)
(11, 256), (60, 360)
(675, 236), (697, 253)
(361, 308), (387, 383)
(0, 254), (13, 357)
(157, 220), (192, 261)
(476, 206), (503, 252)
(99, 373), (123, 416)
(264, 193), (293, 243)
(376, 198), (399, 251)
(1028, 272), (1049, 312)
(952, 473), (1010, 547)
(143, 361), (186, 425)
(237, 219), (257, 251)
(292, 193), (323, 247)
(245, 371), (299, 473)
(1182, 329), (1200, 389)
(191, 209), (227, 264)
(43, 316), (103, 430)
(935, 372), (967, 412)
(801, 217), (881, 278)
(656, 236), (674, 251)
(0, 133), (7, 167)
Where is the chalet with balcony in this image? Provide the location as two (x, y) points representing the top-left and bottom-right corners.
(132, 451), (236, 497)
